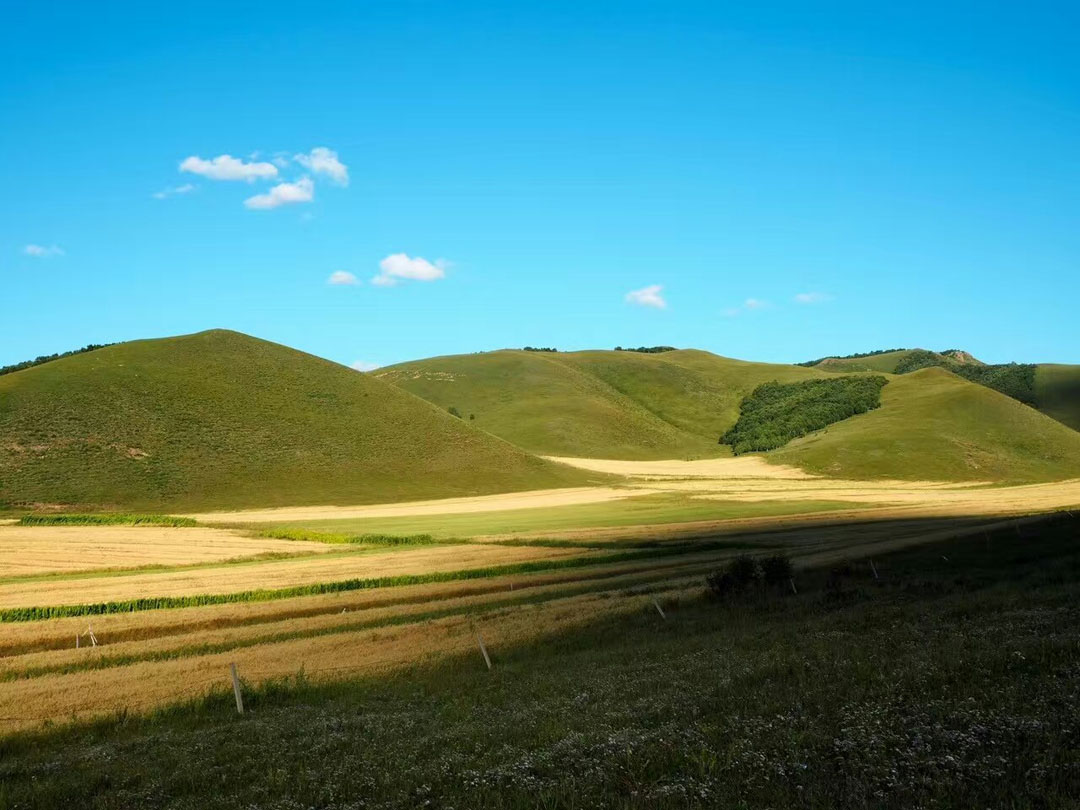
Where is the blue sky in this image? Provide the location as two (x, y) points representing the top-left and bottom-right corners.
(4, 1), (1078, 369)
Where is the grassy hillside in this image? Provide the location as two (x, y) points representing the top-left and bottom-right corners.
(0, 331), (591, 511)
(380, 349), (1080, 481)
(814, 349), (919, 373)
(771, 367), (1080, 482)
(377, 349), (829, 459)
(1034, 364), (1080, 432)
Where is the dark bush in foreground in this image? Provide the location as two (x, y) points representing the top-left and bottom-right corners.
(761, 554), (794, 586)
(708, 554), (795, 599)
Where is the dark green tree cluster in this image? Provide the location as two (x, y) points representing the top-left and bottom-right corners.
(721, 376), (888, 454)
(0, 342), (115, 377)
(522, 346), (558, 352)
(613, 346), (678, 353)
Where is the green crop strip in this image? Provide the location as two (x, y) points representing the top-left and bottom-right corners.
(255, 528), (466, 546)
(18, 514), (198, 527)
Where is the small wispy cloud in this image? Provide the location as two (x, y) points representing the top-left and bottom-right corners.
(244, 177), (314, 210)
(373, 253), (448, 286)
(625, 284), (667, 309)
(152, 183), (196, 199)
(23, 244), (65, 258)
(351, 360), (380, 372)
(294, 147), (349, 186)
(327, 270), (359, 286)
(179, 154), (279, 182)
(723, 298), (770, 316)
(794, 291), (832, 304)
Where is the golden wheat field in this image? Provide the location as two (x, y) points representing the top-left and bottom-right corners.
(0, 524), (332, 577)
(2, 462), (1078, 736)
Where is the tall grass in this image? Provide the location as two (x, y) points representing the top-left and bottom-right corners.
(17, 514), (197, 527)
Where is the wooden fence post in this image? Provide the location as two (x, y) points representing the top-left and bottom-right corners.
(476, 633), (492, 670)
(652, 597), (667, 620)
(230, 663), (244, 714)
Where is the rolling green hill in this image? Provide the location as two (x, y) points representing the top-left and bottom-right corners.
(376, 349), (831, 459)
(0, 330), (591, 511)
(381, 349), (1080, 482)
(772, 367), (1080, 482)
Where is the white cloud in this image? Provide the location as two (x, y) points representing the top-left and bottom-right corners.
(294, 147), (348, 186)
(244, 177), (315, 210)
(152, 183), (196, 199)
(23, 244), (64, 258)
(179, 154), (279, 182)
(794, 291), (832, 304)
(328, 270), (359, 286)
(351, 360), (380, 372)
(722, 298), (771, 316)
(625, 284), (667, 309)
(373, 253), (448, 286)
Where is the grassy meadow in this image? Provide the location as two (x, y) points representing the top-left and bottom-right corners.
(1, 514), (1077, 809)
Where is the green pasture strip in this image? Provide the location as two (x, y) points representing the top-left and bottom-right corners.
(0, 542), (750, 622)
(253, 528), (461, 546)
(17, 514), (197, 527)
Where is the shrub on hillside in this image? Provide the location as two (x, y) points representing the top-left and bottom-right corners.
(706, 554), (767, 598)
(721, 376), (887, 454)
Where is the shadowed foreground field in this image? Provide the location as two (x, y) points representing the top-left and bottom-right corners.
(1, 515), (1077, 809)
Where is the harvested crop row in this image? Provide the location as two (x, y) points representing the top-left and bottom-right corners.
(0, 544), (587, 611)
(0, 585), (694, 734)
(1, 568), (714, 682)
(0, 553), (734, 657)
